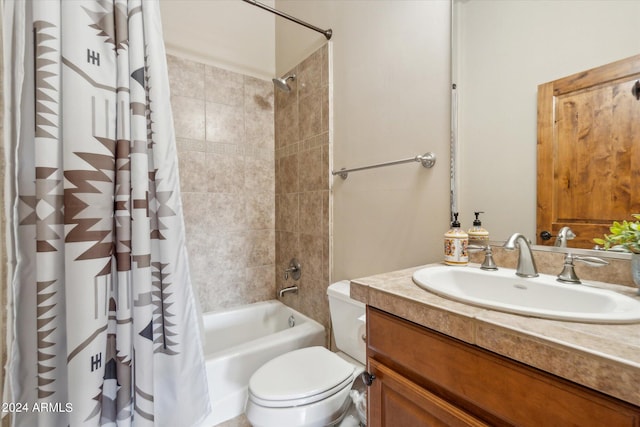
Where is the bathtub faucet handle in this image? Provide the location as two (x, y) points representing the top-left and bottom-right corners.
(284, 258), (302, 281)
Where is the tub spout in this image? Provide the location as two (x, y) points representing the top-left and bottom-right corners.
(279, 286), (298, 297)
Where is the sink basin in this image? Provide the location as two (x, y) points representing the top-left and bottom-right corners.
(412, 266), (640, 323)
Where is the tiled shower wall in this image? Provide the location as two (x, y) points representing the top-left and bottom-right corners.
(167, 55), (276, 312)
(275, 45), (332, 332)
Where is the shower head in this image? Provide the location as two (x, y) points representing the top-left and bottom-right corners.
(272, 74), (296, 92)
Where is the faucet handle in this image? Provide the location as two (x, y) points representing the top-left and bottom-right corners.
(468, 244), (498, 271)
(480, 245), (498, 271)
(573, 255), (609, 267)
(557, 253), (608, 284)
(284, 258), (302, 281)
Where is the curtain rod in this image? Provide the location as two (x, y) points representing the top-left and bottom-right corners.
(242, 0), (333, 40)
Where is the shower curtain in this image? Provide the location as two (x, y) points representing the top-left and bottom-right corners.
(3, 1), (210, 426)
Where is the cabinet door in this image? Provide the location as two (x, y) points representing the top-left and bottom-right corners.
(368, 358), (489, 427)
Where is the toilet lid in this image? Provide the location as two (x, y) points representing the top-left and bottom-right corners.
(249, 346), (355, 407)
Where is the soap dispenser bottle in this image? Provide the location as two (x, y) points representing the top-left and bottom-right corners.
(468, 211), (490, 247)
(444, 213), (468, 266)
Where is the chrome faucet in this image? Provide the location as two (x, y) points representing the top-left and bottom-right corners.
(503, 233), (538, 277)
(555, 226), (576, 248)
(539, 227), (576, 248)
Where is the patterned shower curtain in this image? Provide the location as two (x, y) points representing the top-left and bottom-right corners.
(3, 1), (210, 426)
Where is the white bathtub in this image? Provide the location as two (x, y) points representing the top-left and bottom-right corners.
(198, 300), (325, 426)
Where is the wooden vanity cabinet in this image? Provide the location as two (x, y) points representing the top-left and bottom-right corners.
(366, 307), (640, 427)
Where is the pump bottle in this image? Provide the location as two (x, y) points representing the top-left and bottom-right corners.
(444, 213), (468, 266)
(468, 211), (490, 247)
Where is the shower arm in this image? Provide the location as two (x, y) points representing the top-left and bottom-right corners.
(241, 0), (333, 40)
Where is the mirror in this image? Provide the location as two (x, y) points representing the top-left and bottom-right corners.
(452, 0), (640, 250)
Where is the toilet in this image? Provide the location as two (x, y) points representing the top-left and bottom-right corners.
(245, 281), (366, 427)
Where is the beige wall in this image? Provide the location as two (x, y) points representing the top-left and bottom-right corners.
(160, 0), (276, 80)
(455, 1), (640, 241)
(276, 1), (452, 281)
(167, 55), (276, 312)
(274, 1), (331, 77)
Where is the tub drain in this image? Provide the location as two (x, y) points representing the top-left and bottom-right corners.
(288, 315), (296, 328)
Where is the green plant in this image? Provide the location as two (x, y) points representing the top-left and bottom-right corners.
(593, 214), (640, 254)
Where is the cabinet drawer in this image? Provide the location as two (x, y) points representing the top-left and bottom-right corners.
(367, 307), (640, 426)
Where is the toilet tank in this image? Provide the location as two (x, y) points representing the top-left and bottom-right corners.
(327, 281), (366, 364)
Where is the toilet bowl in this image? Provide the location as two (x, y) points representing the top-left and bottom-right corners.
(245, 346), (362, 427)
(245, 281), (366, 427)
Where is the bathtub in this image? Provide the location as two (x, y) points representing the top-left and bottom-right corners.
(198, 300), (325, 426)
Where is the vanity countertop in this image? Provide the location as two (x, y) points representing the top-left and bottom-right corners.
(350, 263), (640, 407)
